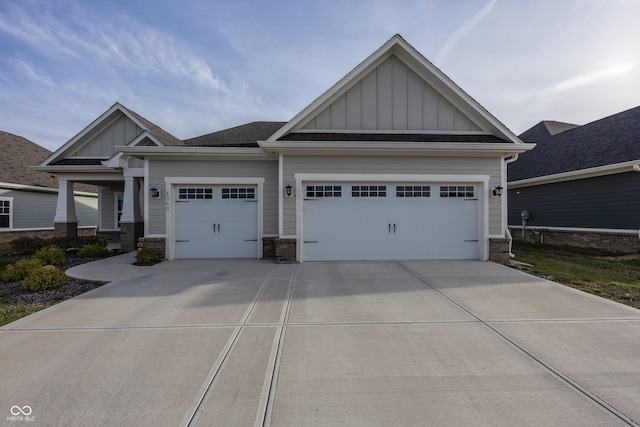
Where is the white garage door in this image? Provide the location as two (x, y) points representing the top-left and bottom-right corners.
(302, 183), (478, 261)
(174, 186), (258, 258)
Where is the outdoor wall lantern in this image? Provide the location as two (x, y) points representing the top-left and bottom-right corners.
(150, 187), (161, 199)
(285, 185), (293, 197)
(492, 186), (503, 197)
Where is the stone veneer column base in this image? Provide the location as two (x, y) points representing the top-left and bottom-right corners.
(262, 237), (276, 259)
(138, 237), (166, 259)
(54, 222), (78, 238)
(489, 238), (510, 264)
(120, 222), (144, 252)
(275, 238), (297, 263)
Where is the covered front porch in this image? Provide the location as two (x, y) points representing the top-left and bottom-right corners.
(52, 169), (145, 252)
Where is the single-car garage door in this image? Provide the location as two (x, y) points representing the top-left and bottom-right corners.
(302, 183), (478, 261)
(174, 186), (258, 258)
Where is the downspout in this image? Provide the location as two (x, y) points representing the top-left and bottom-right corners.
(505, 154), (520, 258)
(634, 165), (640, 239)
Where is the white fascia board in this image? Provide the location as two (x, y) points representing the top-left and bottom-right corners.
(508, 160), (640, 188)
(268, 35), (524, 145)
(259, 141), (535, 156)
(119, 146), (273, 160)
(105, 131), (163, 168)
(39, 103), (128, 167)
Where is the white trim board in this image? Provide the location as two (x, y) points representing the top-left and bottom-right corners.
(164, 177), (265, 260)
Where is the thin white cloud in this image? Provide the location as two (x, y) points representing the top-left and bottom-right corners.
(0, 3), (226, 93)
(436, 0), (498, 65)
(550, 62), (636, 92)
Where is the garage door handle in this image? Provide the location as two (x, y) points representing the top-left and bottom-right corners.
(304, 241), (319, 243)
(175, 240), (190, 242)
(465, 240), (479, 242)
(388, 223), (391, 233)
(394, 223), (396, 233)
(213, 223), (221, 232)
(244, 239), (258, 242)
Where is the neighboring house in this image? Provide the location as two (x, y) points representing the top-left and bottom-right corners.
(0, 131), (97, 231)
(508, 105), (640, 252)
(35, 35), (533, 262)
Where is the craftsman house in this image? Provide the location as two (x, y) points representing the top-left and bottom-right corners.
(35, 35), (533, 262)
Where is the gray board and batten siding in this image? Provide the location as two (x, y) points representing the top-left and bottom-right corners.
(508, 171), (640, 230)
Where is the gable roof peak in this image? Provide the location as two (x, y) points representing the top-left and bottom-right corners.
(267, 34), (522, 145)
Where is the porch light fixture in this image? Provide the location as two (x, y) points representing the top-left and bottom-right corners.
(285, 185), (293, 197)
(492, 186), (503, 197)
(150, 187), (161, 199)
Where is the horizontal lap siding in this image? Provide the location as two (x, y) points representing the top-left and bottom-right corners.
(508, 172), (640, 229)
(0, 189), (97, 229)
(283, 155), (502, 236)
(147, 160), (278, 235)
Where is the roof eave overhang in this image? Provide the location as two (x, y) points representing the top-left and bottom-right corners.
(31, 165), (119, 174)
(118, 146), (274, 160)
(258, 141), (535, 157)
(508, 160), (640, 188)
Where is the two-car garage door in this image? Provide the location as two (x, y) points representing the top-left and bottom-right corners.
(302, 182), (479, 261)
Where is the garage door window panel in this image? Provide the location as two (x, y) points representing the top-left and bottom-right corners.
(178, 188), (213, 200)
(306, 185), (342, 198)
(352, 185), (386, 197)
(222, 188), (255, 199)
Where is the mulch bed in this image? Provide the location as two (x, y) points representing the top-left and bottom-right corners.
(0, 253), (114, 307)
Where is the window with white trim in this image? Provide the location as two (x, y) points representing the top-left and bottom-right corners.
(352, 185), (386, 197)
(306, 185), (342, 198)
(222, 188), (255, 199)
(439, 186), (475, 198)
(115, 193), (124, 229)
(178, 188), (213, 200)
(396, 186), (430, 197)
(0, 198), (12, 228)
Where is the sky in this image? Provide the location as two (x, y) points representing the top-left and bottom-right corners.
(1, 0), (639, 151)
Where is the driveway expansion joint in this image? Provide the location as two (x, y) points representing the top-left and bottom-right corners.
(397, 261), (640, 427)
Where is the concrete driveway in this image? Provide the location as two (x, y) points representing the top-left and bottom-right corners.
(1, 255), (639, 426)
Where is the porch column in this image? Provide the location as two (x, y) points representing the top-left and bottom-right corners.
(54, 180), (78, 238)
(120, 176), (143, 252)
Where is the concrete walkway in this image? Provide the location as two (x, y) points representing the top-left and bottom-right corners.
(1, 258), (639, 426)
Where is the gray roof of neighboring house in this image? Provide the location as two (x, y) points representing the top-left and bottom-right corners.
(0, 131), (96, 193)
(508, 106), (640, 182)
(185, 121), (286, 147)
(519, 120), (579, 142)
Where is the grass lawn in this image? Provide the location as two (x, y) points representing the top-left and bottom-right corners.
(0, 303), (47, 326)
(511, 240), (640, 310)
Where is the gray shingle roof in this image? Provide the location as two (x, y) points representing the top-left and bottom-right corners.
(519, 121), (579, 142)
(121, 106), (185, 146)
(508, 106), (640, 181)
(0, 131), (96, 192)
(185, 122), (286, 147)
